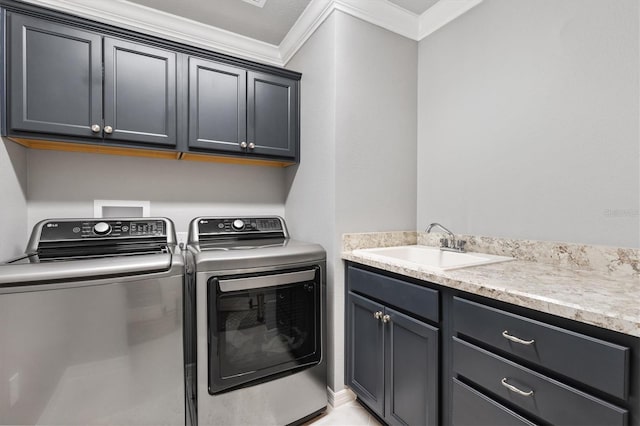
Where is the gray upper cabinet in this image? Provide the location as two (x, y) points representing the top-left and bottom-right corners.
(187, 62), (298, 161)
(8, 13), (103, 138)
(3, 5), (301, 165)
(188, 58), (246, 152)
(103, 38), (177, 146)
(247, 71), (297, 159)
(7, 12), (177, 147)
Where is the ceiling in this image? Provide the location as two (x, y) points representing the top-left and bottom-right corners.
(126, 0), (313, 45)
(388, 0), (440, 15)
(125, 0), (442, 45)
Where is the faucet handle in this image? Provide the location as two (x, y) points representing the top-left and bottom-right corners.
(440, 238), (449, 248)
(455, 239), (467, 251)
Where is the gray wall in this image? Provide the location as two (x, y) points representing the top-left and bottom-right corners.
(285, 12), (338, 392)
(27, 149), (287, 234)
(286, 11), (417, 393)
(417, 0), (639, 248)
(0, 139), (28, 259)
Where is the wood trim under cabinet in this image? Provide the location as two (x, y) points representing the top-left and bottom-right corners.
(10, 137), (180, 160)
(180, 152), (295, 168)
(9, 137), (296, 167)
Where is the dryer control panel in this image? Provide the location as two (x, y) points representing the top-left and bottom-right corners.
(191, 216), (288, 244)
(38, 219), (167, 241)
(197, 217), (283, 234)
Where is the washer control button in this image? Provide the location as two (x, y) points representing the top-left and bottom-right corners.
(232, 219), (245, 230)
(93, 222), (112, 236)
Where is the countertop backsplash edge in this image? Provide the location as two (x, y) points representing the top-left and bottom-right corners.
(343, 231), (639, 278)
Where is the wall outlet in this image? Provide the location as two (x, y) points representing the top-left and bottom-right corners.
(9, 372), (19, 407)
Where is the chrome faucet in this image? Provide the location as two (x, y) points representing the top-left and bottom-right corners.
(425, 223), (467, 253)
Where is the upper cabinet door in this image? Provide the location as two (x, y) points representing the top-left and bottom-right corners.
(103, 38), (177, 146)
(188, 57), (247, 152)
(9, 13), (103, 138)
(247, 71), (297, 160)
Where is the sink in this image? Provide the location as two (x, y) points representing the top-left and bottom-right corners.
(351, 245), (514, 271)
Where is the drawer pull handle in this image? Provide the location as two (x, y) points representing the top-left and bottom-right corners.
(373, 311), (383, 320)
(502, 330), (535, 345)
(501, 378), (534, 397)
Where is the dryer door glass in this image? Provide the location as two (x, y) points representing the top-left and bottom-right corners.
(208, 267), (321, 394)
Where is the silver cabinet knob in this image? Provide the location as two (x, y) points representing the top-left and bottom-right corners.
(240, 141), (248, 149)
(91, 124), (101, 133)
(373, 311), (383, 320)
(382, 314), (391, 323)
(104, 125), (113, 134)
(248, 142), (256, 150)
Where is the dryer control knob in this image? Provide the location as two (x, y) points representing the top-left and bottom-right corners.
(93, 221), (112, 236)
(232, 219), (245, 231)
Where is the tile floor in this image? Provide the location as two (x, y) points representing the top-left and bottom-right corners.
(307, 400), (383, 426)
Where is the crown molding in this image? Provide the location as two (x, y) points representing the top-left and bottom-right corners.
(18, 0), (483, 67)
(18, 0), (283, 65)
(418, 0), (483, 39)
(279, 0), (334, 64)
(333, 0), (419, 40)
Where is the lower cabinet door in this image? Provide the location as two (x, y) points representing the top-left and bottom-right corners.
(385, 307), (439, 426)
(347, 292), (385, 417)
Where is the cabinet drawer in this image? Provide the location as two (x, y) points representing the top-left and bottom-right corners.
(348, 266), (438, 322)
(452, 378), (536, 426)
(453, 297), (629, 399)
(453, 338), (628, 426)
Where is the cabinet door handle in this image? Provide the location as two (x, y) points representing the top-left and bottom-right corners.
(91, 124), (101, 133)
(240, 141), (248, 149)
(382, 314), (391, 324)
(502, 330), (535, 345)
(248, 142), (256, 150)
(104, 125), (113, 134)
(501, 378), (534, 396)
(373, 311), (383, 320)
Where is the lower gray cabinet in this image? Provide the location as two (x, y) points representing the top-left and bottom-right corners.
(348, 293), (385, 414)
(345, 263), (639, 426)
(385, 305), (439, 426)
(347, 289), (439, 425)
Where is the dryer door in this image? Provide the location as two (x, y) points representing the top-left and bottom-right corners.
(208, 267), (321, 394)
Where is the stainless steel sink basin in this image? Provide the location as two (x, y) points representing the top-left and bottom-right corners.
(351, 245), (514, 271)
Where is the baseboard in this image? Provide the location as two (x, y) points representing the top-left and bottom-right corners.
(327, 387), (356, 408)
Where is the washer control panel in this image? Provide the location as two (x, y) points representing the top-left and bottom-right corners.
(39, 219), (166, 241)
(198, 217), (283, 235)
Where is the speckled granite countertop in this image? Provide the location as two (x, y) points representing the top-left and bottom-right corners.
(342, 232), (640, 338)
